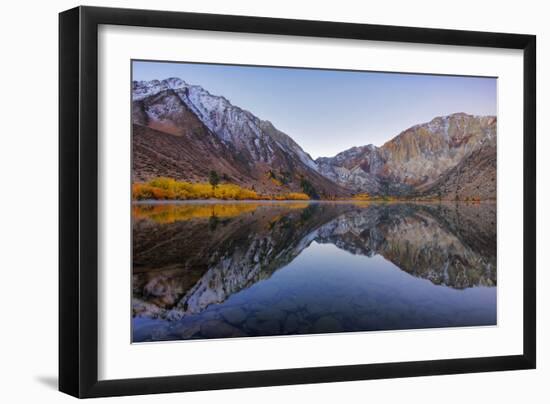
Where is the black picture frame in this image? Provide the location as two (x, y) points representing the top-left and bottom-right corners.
(59, 5), (536, 398)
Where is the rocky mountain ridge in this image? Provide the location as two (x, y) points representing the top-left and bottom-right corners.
(316, 113), (497, 198)
(132, 78), (348, 198)
(133, 78), (497, 200)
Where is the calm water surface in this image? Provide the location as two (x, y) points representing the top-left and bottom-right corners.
(132, 201), (496, 342)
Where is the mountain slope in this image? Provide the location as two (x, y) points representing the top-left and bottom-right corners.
(415, 135), (497, 200)
(132, 78), (349, 198)
(133, 78), (496, 200)
(381, 113), (496, 186)
(316, 113), (497, 199)
(316, 145), (387, 194)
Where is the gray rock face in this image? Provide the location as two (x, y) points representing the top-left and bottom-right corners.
(316, 145), (386, 194)
(415, 135), (497, 200)
(315, 113), (497, 198)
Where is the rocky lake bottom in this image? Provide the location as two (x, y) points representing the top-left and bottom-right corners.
(132, 201), (497, 342)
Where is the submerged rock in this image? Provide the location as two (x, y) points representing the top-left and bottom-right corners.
(313, 316), (343, 333)
(199, 319), (245, 338)
(219, 306), (248, 325)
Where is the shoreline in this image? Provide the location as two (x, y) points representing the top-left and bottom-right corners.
(132, 199), (497, 205)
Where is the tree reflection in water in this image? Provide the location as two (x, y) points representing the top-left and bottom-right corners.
(132, 201), (496, 342)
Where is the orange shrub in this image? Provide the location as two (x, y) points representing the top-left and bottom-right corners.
(133, 178), (315, 201)
(132, 183), (154, 200)
(284, 192), (310, 200)
(133, 178), (260, 200)
(352, 193), (371, 201)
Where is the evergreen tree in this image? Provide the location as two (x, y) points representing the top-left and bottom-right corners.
(209, 170), (220, 190)
(300, 177), (320, 199)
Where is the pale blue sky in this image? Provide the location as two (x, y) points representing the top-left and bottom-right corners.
(133, 60), (497, 159)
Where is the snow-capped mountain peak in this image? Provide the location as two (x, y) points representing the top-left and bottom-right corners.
(133, 78), (323, 169)
(132, 77), (344, 197)
(133, 78), (186, 101)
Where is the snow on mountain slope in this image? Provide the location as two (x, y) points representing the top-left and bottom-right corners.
(133, 78), (496, 200)
(133, 78), (320, 167)
(132, 78), (345, 197)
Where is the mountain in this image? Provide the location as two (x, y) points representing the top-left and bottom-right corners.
(132, 78), (349, 198)
(316, 144), (390, 194)
(414, 135), (496, 200)
(316, 113), (497, 199)
(133, 78), (496, 200)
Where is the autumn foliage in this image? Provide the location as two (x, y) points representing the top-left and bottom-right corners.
(352, 193), (371, 201)
(132, 177), (310, 201)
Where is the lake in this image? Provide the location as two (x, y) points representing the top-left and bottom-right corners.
(132, 201), (496, 342)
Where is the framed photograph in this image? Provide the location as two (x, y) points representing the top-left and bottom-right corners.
(59, 6), (536, 398)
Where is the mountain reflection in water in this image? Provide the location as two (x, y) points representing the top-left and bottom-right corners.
(132, 201), (496, 342)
